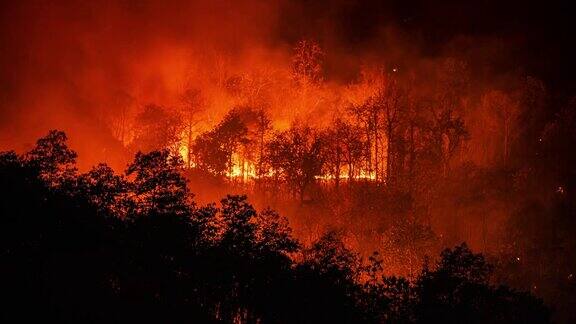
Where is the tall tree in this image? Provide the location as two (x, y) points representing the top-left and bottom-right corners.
(131, 104), (183, 153)
(192, 109), (249, 177)
(267, 125), (325, 203)
(481, 90), (520, 165)
(77, 163), (129, 216)
(427, 59), (470, 175)
(125, 150), (190, 216)
(179, 88), (205, 168)
(24, 130), (77, 187)
(291, 39), (324, 86)
(107, 90), (135, 145)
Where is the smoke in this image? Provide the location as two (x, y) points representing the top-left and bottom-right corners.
(0, 0), (571, 170)
(0, 0), (283, 168)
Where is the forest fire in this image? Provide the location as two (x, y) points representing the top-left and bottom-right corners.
(1, 0), (576, 323)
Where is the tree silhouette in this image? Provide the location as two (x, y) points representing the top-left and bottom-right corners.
(414, 243), (550, 323)
(291, 39), (324, 86)
(0, 130), (553, 323)
(77, 163), (129, 215)
(24, 130), (77, 187)
(178, 87), (205, 169)
(126, 150), (190, 216)
(193, 109), (248, 177)
(267, 124), (325, 203)
(131, 104), (183, 153)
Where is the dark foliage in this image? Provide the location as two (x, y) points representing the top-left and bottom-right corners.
(0, 131), (550, 323)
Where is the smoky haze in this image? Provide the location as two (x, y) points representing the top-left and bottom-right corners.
(2, 2), (576, 321)
(1, 0), (573, 169)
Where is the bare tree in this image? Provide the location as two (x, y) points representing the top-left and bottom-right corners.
(429, 58), (470, 175)
(179, 88), (205, 168)
(107, 90), (135, 145)
(321, 118), (365, 185)
(291, 39), (325, 86)
(481, 90), (519, 165)
(131, 104), (183, 154)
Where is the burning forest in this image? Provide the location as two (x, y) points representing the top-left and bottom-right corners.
(1, 0), (575, 323)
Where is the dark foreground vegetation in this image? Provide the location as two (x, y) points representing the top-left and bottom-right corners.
(1, 131), (550, 323)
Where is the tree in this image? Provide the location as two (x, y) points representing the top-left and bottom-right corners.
(254, 207), (300, 254)
(266, 124), (325, 203)
(125, 150), (190, 216)
(219, 195), (258, 254)
(481, 90), (519, 165)
(106, 90), (135, 145)
(321, 118), (366, 184)
(1, 131), (554, 323)
(320, 121), (346, 186)
(254, 108), (272, 178)
(179, 88), (205, 168)
(516, 76), (547, 160)
(192, 108), (248, 177)
(131, 104), (183, 153)
(295, 231), (366, 323)
(380, 77), (405, 184)
(227, 106), (271, 181)
(77, 163), (129, 216)
(429, 109), (469, 175)
(427, 58), (470, 175)
(350, 94), (382, 181)
(291, 39), (324, 86)
(414, 244), (550, 323)
(348, 66), (393, 182)
(381, 217), (438, 278)
(24, 130), (77, 187)
(340, 121), (366, 181)
(302, 231), (361, 280)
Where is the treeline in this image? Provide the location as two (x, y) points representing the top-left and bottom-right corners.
(118, 52), (548, 207)
(0, 130), (550, 323)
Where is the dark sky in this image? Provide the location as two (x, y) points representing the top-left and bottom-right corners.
(1, 0), (573, 91)
(277, 0), (575, 95)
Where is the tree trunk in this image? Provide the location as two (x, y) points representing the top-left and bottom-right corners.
(187, 122), (193, 169)
(335, 149), (341, 188)
(365, 123), (372, 180)
(373, 118), (379, 182)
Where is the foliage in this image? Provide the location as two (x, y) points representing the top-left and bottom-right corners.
(266, 124), (325, 202)
(0, 131), (551, 323)
(130, 104), (183, 153)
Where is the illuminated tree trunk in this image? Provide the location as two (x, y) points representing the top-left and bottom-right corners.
(258, 131), (265, 176)
(348, 160), (354, 181)
(386, 122), (393, 185)
(373, 116), (379, 182)
(241, 154), (246, 183)
(186, 122), (193, 169)
(365, 125), (372, 180)
(335, 152), (341, 187)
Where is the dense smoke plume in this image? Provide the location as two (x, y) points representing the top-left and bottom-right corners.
(2, 0), (572, 168)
